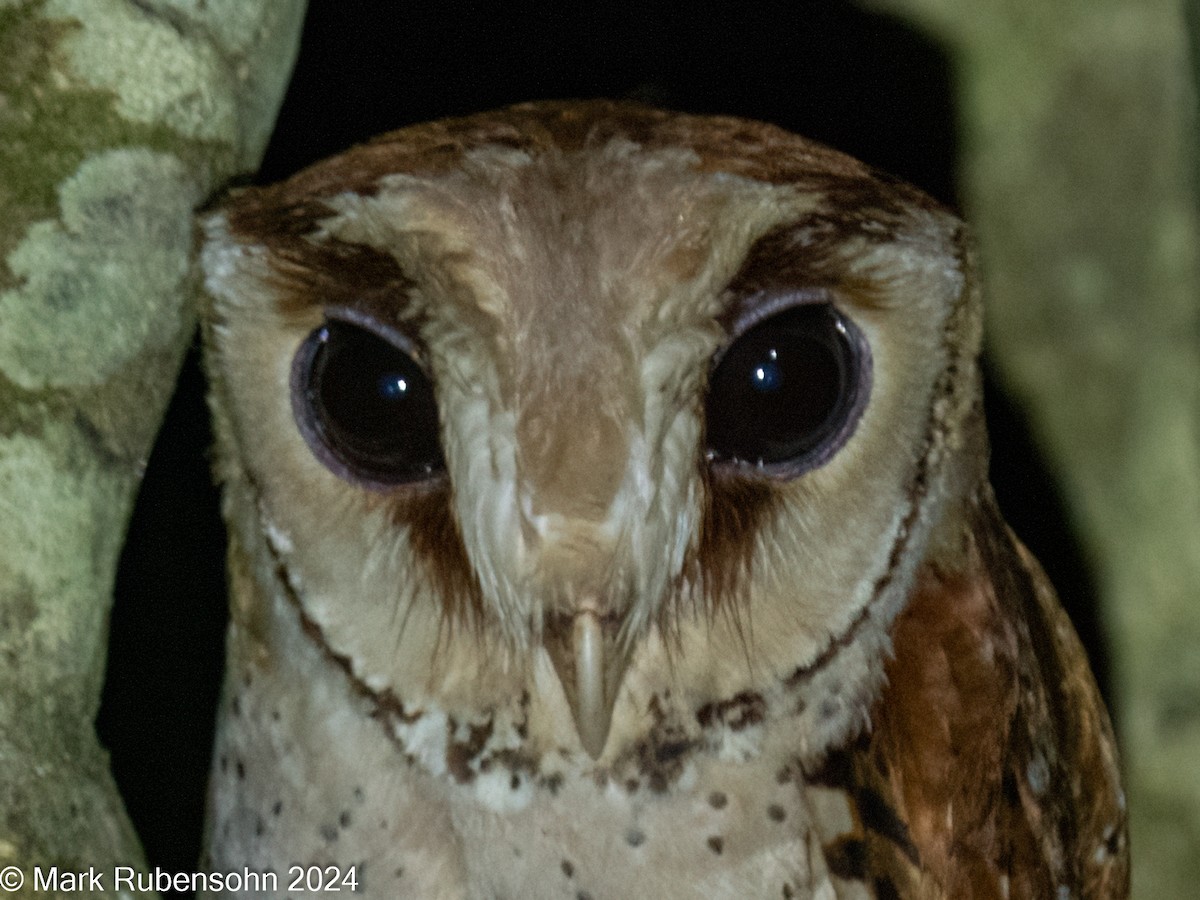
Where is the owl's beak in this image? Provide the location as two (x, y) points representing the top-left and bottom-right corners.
(543, 609), (630, 759)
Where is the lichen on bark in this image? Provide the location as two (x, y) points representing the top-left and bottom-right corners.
(0, 0), (307, 895)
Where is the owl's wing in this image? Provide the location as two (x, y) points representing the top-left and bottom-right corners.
(806, 491), (1129, 899)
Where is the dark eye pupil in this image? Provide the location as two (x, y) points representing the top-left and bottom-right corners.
(292, 320), (444, 486)
(706, 302), (868, 473)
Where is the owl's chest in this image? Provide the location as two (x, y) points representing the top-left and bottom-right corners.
(440, 753), (879, 900)
(205, 646), (882, 900)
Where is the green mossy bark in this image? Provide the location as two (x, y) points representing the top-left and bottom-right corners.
(0, 0), (306, 894)
(863, 0), (1200, 896)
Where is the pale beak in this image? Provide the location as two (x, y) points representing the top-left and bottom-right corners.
(543, 609), (630, 759)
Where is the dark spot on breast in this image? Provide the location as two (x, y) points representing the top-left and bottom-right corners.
(339, 810), (352, 828)
(696, 691), (766, 732)
(577, 892), (594, 900)
(561, 860), (574, 879)
(819, 698), (839, 720)
(625, 829), (645, 848)
(375, 692), (424, 725)
(393, 867), (404, 879)
(625, 719), (696, 794)
(707, 836), (725, 855)
(319, 823), (338, 843)
(254, 816), (264, 837)
(271, 801), (282, 816)
(782, 885), (795, 900)
(823, 837), (867, 880)
(624, 778), (640, 794)
(445, 717), (495, 785)
(235, 758), (245, 780)
(231, 695), (241, 717)
(767, 804), (786, 822)
(540, 773), (563, 795)
(510, 774), (521, 790)
(708, 791), (728, 810)
(656, 739), (693, 764)
(353, 786), (365, 803)
(219, 755), (228, 773)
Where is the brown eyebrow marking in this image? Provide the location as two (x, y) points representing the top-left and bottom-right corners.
(267, 237), (417, 320)
(218, 187), (415, 318)
(220, 100), (943, 344)
(718, 196), (925, 333)
(220, 193), (426, 347)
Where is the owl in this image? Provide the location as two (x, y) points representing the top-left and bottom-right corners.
(199, 101), (1128, 898)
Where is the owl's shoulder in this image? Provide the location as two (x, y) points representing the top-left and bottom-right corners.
(811, 491), (1129, 897)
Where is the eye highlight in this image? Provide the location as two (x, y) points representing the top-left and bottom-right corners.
(705, 300), (870, 477)
(291, 318), (445, 487)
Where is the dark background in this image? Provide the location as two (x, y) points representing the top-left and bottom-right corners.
(96, 0), (1103, 884)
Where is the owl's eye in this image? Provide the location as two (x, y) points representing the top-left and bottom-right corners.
(705, 301), (870, 476)
(291, 319), (445, 487)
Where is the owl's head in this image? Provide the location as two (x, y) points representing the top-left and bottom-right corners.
(202, 101), (983, 767)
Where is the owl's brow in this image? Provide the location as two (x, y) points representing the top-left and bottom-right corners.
(265, 234), (426, 345)
(718, 209), (910, 333)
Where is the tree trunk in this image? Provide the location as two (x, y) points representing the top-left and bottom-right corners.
(0, 1), (306, 894)
(862, 0), (1200, 896)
